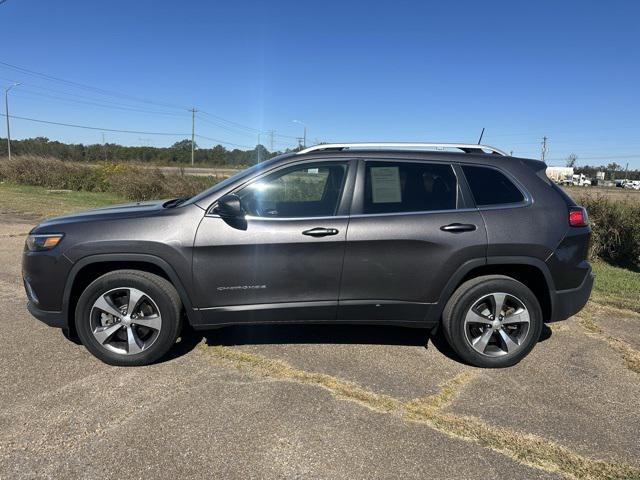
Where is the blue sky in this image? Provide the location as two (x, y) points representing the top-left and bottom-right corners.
(1, 0), (639, 166)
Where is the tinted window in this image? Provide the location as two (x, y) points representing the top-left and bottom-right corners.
(237, 162), (347, 218)
(363, 162), (457, 214)
(462, 165), (525, 206)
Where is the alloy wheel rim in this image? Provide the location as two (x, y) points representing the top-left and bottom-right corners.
(90, 287), (162, 355)
(463, 292), (530, 357)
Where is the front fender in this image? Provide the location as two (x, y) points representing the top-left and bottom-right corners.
(61, 253), (201, 327)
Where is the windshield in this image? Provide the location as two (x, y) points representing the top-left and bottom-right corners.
(184, 158), (282, 207)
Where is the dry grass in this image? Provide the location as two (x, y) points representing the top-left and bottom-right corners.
(199, 344), (640, 480)
(576, 304), (640, 374)
(564, 186), (640, 205)
(0, 155), (223, 202)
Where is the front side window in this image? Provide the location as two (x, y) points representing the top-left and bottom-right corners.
(237, 162), (348, 218)
(461, 165), (525, 206)
(363, 161), (457, 214)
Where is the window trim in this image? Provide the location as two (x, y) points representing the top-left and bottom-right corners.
(459, 163), (532, 210)
(206, 158), (356, 220)
(350, 158), (462, 216)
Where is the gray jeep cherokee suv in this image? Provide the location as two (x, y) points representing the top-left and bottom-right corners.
(22, 143), (593, 368)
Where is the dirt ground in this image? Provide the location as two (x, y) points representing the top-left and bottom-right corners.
(1, 214), (638, 479)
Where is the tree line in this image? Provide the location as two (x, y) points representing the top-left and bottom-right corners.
(0, 137), (292, 167)
(563, 153), (640, 180)
(574, 163), (640, 181)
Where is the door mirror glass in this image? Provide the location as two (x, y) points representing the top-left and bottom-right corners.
(214, 194), (245, 218)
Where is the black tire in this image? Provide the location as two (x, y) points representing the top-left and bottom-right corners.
(75, 270), (182, 366)
(442, 275), (543, 368)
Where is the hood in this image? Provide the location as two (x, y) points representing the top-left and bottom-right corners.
(33, 200), (166, 231)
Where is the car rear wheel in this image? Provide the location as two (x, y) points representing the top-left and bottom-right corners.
(442, 275), (543, 368)
(75, 270), (182, 366)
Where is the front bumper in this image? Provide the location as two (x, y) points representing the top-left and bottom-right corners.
(550, 267), (594, 322)
(27, 300), (66, 328)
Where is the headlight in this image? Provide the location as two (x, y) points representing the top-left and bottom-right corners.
(26, 234), (64, 251)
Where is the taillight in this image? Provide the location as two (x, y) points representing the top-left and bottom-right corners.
(569, 206), (589, 227)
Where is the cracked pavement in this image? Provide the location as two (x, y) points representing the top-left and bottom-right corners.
(0, 215), (638, 479)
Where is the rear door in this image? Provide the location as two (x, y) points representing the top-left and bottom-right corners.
(193, 159), (356, 324)
(338, 159), (487, 323)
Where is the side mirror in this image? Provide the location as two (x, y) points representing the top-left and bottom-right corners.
(214, 194), (245, 219)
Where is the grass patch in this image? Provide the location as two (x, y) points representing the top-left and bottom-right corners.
(200, 344), (640, 480)
(576, 304), (640, 374)
(0, 182), (126, 218)
(592, 261), (640, 313)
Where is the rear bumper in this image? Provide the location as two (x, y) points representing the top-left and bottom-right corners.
(27, 301), (66, 328)
(549, 267), (594, 322)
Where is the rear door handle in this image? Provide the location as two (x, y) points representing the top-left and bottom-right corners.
(302, 227), (339, 237)
(440, 223), (477, 233)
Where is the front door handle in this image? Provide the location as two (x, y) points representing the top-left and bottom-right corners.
(440, 223), (477, 233)
(302, 227), (339, 237)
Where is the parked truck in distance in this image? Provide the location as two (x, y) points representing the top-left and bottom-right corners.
(546, 167), (591, 187)
(571, 173), (592, 187)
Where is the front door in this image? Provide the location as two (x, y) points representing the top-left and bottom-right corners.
(193, 160), (354, 325)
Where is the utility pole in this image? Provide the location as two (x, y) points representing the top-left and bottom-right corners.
(257, 132), (262, 163)
(293, 120), (307, 148)
(190, 107), (197, 166)
(4, 83), (20, 160)
(102, 132), (107, 161)
(268, 130), (275, 152)
(541, 136), (548, 162)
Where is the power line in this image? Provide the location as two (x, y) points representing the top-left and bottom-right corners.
(198, 109), (261, 133)
(0, 60), (190, 111)
(545, 154), (640, 161)
(194, 134), (251, 149)
(0, 73), (189, 116)
(2, 111), (259, 148)
(0, 62), (303, 143)
(0, 112), (189, 136)
(13, 88), (191, 117)
(196, 114), (261, 137)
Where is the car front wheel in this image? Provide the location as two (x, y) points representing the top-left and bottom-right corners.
(442, 275), (543, 368)
(75, 270), (182, 366)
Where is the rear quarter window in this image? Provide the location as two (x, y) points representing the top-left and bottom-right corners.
(462, 165), (525, 206)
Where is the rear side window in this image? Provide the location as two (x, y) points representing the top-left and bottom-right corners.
(363, 161), (457, 214)
(462, 165), (525, 206)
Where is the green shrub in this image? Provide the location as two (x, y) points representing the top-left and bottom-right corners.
(0, 155), (222, 203)
(574, 192), (640, 268)
(103, 164), (166, 201)
(0, 156), (107, 191)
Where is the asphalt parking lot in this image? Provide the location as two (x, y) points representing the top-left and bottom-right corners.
(0, 214), (638, 479)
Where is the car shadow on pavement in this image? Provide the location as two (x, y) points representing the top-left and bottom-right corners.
(161, 322), (553, 366)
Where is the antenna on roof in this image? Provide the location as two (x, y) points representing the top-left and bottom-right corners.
(477, 127), (485, 145)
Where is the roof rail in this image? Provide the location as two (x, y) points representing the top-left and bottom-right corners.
(297, 142), (508, 156)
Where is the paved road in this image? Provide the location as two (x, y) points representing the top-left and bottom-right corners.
(0, 215), (638, 479)
(157, 166), (239, 177)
